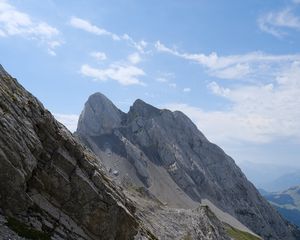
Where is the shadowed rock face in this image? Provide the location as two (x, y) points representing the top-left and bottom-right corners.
(0, 65), (141, 240)
(76, 92), (300, 240)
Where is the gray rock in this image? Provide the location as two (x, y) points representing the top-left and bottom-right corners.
(76, 92), (300, 240)
(0, 65), (153, 239)
(77, 92), (125, 136)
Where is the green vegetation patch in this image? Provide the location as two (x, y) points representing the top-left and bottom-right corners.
(6, 217), (51, 240)
(226, 226), (261, 240)
(182, 232), (192, 240)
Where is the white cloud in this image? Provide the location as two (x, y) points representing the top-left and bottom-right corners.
(0, 0), (62, 55)
(122, 34), (148, 53)
(258, 8), (300, 38)
(70, 17), (120, 40)
(155, 41), (300, 80)
(183, 87), (191, 92)
(128, 52), (141, 64)
(121, 34), (148, 53)
(69, 17), (148, 53)
(90, 51), (107, 61)
(54, 114), (79, 132)
(293, 0), (300, 4)
(80, 63), (145, 86)
(207, 81), (230, 97)
(165, 61), (300, 145)
(212, 63), (251, 79)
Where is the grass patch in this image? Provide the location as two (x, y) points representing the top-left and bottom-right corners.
(6, 217), (51, 240)
(182, 232), (192, 240)
(226, 226), (261, 240)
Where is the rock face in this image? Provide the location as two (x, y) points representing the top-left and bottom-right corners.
(77, 93), (125, 136)
(0, 65), (143, 239)
(76, 92), (300, 240)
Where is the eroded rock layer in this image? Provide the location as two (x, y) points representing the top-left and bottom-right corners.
(0, 65), (139, 240)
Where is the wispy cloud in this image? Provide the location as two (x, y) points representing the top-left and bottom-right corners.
(69, 17), (120, 40)
(155, 41), (300, 80)
(90, 51), (107, 61)
(0, 0), (62, 55)
(80, 63), (145, 86)
(258, 8), (300, 38)
(122, 34), (148, 53)
(69, 17), (148, 53)
(207, 81), (230, 97)
(183, 87), (191, 93)
(165, 61), (300, 144)
(212, 63), (251, 80)
(54, 113), (79, 132)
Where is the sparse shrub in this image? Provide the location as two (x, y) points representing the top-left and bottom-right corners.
(6, 217), (51, 240)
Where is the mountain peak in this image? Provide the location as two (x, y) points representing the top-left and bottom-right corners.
(87, 92), (111, 105)
(128, 98), (161, 120)
(76, 92), (124, 136)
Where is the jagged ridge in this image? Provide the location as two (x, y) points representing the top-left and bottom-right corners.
(76, 92), (300, 240)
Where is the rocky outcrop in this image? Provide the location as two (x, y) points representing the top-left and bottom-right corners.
(125, 188), (231, 240)
(76, 93), (300, 240)
(0, 65), (145, 239)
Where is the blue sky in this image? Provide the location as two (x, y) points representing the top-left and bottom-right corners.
(1, 0), (300, 188)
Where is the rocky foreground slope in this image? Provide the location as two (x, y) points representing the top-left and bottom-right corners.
(0, 65), (145, 239)
(76, 92), (300, 240)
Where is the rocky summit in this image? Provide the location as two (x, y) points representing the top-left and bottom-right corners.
(76, 92), (300, 240)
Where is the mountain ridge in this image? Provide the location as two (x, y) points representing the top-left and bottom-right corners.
(76, 91), (300, 240)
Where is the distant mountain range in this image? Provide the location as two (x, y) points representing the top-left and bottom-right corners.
(239, 161), (300, 192)
(261, 185), (300, 228)
(268, 172), (300, 192)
